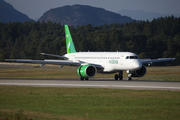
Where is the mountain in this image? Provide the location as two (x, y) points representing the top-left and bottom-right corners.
(118, 10), (180, 21)
(39, 5), (134, 27)
(0, 0), (34, 23)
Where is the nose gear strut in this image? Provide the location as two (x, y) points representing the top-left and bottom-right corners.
(127, 70), (132, 81)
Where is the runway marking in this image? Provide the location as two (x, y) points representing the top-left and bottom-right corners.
(1, 83), (180, 90)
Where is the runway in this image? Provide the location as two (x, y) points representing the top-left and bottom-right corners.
(0, 78), (180, 91)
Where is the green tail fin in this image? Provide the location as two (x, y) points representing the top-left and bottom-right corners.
(64, 25), (77, 54)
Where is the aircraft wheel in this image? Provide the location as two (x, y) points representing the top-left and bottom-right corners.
(119, 71), (123, 80)
(128, 77), (132, 81)
(80, 77), (84, 81)
(115, 74), (119, 80)
(85, 78), (89, 80)
(119, 76), (123, 80)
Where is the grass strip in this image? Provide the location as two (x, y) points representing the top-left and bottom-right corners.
(0, 86), (180, 120)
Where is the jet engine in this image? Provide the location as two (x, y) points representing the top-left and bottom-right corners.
(77, 65), (97, 78)
(131, 65), (147, 77)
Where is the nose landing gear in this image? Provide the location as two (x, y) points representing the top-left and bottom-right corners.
(127, 70), (132, 81)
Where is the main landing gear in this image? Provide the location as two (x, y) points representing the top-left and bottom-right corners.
(114, 71), (132, 81)
(80, 77), (89, 81)
(114, 71), (123, 80)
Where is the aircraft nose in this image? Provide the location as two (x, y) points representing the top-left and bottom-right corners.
(131, 60), (142, 70)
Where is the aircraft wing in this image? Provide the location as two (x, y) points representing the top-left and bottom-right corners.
(4, 59), (104, 68)
(5, 59), (80, 66)
(140, 58), (176, 64)
(78, 60), (103, 68)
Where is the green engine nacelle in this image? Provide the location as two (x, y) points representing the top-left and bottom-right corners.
(77, 65), (97, 78)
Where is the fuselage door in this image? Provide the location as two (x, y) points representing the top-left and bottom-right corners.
(120, 55), (124, 65)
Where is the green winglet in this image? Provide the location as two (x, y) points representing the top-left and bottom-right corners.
(64, 25), (77, 54)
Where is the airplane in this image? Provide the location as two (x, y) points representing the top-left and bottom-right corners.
(5, 25), (176, 81)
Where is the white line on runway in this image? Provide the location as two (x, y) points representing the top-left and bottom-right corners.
(1, 83), (180, 90)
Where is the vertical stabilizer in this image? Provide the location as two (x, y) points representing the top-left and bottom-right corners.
(64, 25), (77, 54)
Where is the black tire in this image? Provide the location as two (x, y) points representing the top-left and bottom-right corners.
(81, 77), (84, 81)
(115, 74), (119, 80)
(119, 76), (123, 80)
(128, 77), (132, 81)
(119, 71), (123, 80)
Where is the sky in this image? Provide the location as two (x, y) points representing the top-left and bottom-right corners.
(4, 0), (180, 20)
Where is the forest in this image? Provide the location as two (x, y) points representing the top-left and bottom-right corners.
(0, 16), (180, 65)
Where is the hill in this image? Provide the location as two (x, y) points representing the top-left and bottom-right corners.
(118, 10), (180, 21)
(39, 5), (134, 26)
(0, 0), (34, 23)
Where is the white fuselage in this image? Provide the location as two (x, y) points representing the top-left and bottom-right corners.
(65, 52), (142, 73)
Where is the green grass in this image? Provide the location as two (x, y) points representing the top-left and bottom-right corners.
(0, 86), (180, 120)
(0, 68), (77, 78)
(1, 64), (180, 119)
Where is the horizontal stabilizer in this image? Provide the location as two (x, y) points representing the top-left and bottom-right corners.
(41, 53), (68, 59)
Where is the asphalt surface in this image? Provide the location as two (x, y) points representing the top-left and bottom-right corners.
(0, 78), (180, 91)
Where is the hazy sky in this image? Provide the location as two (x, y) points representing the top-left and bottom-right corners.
(4, 0), (180, 20)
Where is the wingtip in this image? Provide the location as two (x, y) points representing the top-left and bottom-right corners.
(4, 59), (15, 62)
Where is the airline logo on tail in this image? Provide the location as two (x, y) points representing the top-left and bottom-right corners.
(65, 25), (76, 54)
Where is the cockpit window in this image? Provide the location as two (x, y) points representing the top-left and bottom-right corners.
(126, 56), (138, 59)
(126, 56), (129, 59)
(130, 56), (138, 59)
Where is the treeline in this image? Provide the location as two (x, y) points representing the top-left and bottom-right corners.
(0, 16), (180, 65)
